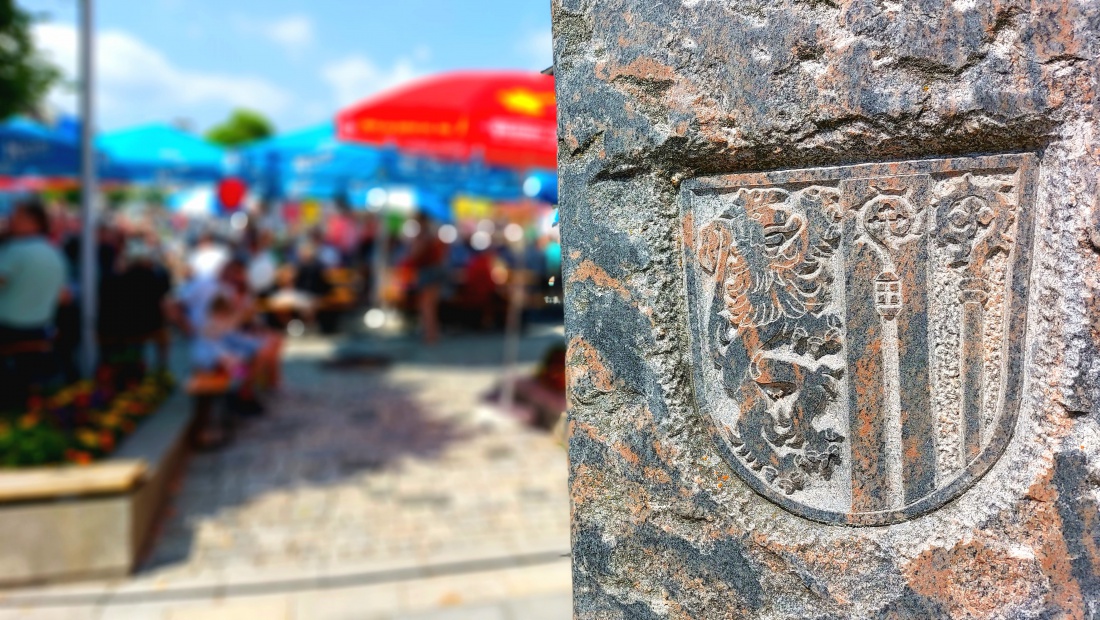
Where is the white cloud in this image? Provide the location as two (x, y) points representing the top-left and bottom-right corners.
(264, 15), (314, 53)
(519, 29), (553, 70)
(33, 23), (292, 130)
(322, 54), (424, 107)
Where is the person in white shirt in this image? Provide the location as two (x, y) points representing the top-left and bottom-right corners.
(187, 232), (230, 281)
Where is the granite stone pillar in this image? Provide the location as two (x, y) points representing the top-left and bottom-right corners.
(553, 1), (1100, 617)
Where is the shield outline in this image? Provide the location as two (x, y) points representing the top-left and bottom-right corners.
(680, 154), (1038, 526)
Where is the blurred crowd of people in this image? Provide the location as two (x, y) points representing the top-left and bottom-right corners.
(0, 196), (562, 411)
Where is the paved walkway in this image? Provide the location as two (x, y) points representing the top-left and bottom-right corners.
(0, 330), (572, 619)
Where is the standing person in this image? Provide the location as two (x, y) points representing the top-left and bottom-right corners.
(111, 239), (173, 374)
(0, 199), (66, 345)
(312, 229), (342, 269)
(246, 229), (279, 297)
(187, 231), (230, 281)
(403, 214), (447, 344)
(325, 201), (359, 265)
(462, 236), (500, 330)
(0, 199), (67, 406)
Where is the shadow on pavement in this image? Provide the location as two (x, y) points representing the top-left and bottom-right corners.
(328, 327), (564, 369)
(140, 327), (566, 576)
(142, 359), (471, 573)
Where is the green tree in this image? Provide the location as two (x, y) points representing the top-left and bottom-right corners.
(205, 109), (275, 146)
(0, 1), (61, 120)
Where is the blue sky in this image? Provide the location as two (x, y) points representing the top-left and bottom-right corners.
(19, 0), (553, 133)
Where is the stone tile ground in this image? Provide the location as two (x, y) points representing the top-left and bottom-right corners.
(0, 331), (571, 619)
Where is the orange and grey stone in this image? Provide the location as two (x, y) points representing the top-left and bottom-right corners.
(555, 0), (1100, 617)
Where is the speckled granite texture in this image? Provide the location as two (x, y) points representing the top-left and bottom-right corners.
(554, 1), (1100, 618)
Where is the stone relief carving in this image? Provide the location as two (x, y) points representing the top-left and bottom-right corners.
(681, 155), (1037, 525)
(696, 186), (846, 496)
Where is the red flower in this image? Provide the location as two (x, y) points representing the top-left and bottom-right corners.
(65, 449), (92, 465)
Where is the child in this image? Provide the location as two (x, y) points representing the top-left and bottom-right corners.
(191, 294), (262, 380)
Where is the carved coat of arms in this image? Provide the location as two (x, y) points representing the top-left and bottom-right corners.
(681, 155), (1037, 525)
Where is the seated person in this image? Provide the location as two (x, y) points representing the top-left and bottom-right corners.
(190, 294), (263, 379)
(178, 260), (280, 412)
(218, 259), (283, 391)
(268, 265), (317, 316)
(293, 242), (333, 298)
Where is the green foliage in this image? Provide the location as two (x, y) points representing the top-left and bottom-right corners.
(141, 186), (166, 207)
(205, 108), (275, 146)
(0, 417), (68, 467)
(105, 186), (129, 208)
(41, 186), (79, 205)
(99, 186), (167, 209)
(0, 372), (176, 468)
(0, 1), (61, 120)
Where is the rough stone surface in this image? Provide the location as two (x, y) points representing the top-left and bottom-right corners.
(554, 1), (1100, 618)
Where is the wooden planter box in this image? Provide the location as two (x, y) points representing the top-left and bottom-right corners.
(0, 391), (191, 586)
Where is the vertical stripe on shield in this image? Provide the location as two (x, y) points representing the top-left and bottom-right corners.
(845, 223), (891, 514)
(895, 239), (936, 505)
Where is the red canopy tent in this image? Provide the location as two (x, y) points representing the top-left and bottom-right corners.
(336, 71), (557, 170)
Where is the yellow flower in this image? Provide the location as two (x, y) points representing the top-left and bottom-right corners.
(77, 429), (98, 447)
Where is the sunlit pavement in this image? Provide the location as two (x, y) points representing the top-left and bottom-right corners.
(0, 329), (572, 619)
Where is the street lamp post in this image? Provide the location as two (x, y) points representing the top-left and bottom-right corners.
(79, 0), (97, 378)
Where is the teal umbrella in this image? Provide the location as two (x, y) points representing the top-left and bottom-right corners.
(98, 124), (225, 183)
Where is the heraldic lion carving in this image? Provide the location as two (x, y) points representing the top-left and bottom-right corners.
(697, 186), (846, 495)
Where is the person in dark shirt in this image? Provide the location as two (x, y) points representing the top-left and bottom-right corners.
(99, 239), (172, 373)
(292, 242), (332, 298)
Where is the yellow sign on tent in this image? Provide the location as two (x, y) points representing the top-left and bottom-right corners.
(452, 195), (494, 220)
(301, 200), (322, 226)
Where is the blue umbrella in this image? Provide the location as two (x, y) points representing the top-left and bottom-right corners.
(414, 189), (452, 223)
(241, 122), (380, 200)
(241, 123), (335, 159)
(0, 118), (81, 177)
(522, 171), (558, 204)
(370, 153), (530, 205)
(243, 123), (539, 207)
(98, 124), (225, 183)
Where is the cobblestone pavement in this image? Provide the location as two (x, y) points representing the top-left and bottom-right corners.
(0, 330), (572, 619)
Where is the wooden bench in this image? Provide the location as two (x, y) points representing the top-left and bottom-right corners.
(186, 371), (233, 449)
(186, 371), (232, 396)
(324, 268), (358, 287)
(317, 287), (356, 311)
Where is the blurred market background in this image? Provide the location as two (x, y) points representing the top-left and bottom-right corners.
(0, 1), (569, 618)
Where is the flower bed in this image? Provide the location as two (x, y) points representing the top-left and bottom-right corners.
(0, 372), (175, 468)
